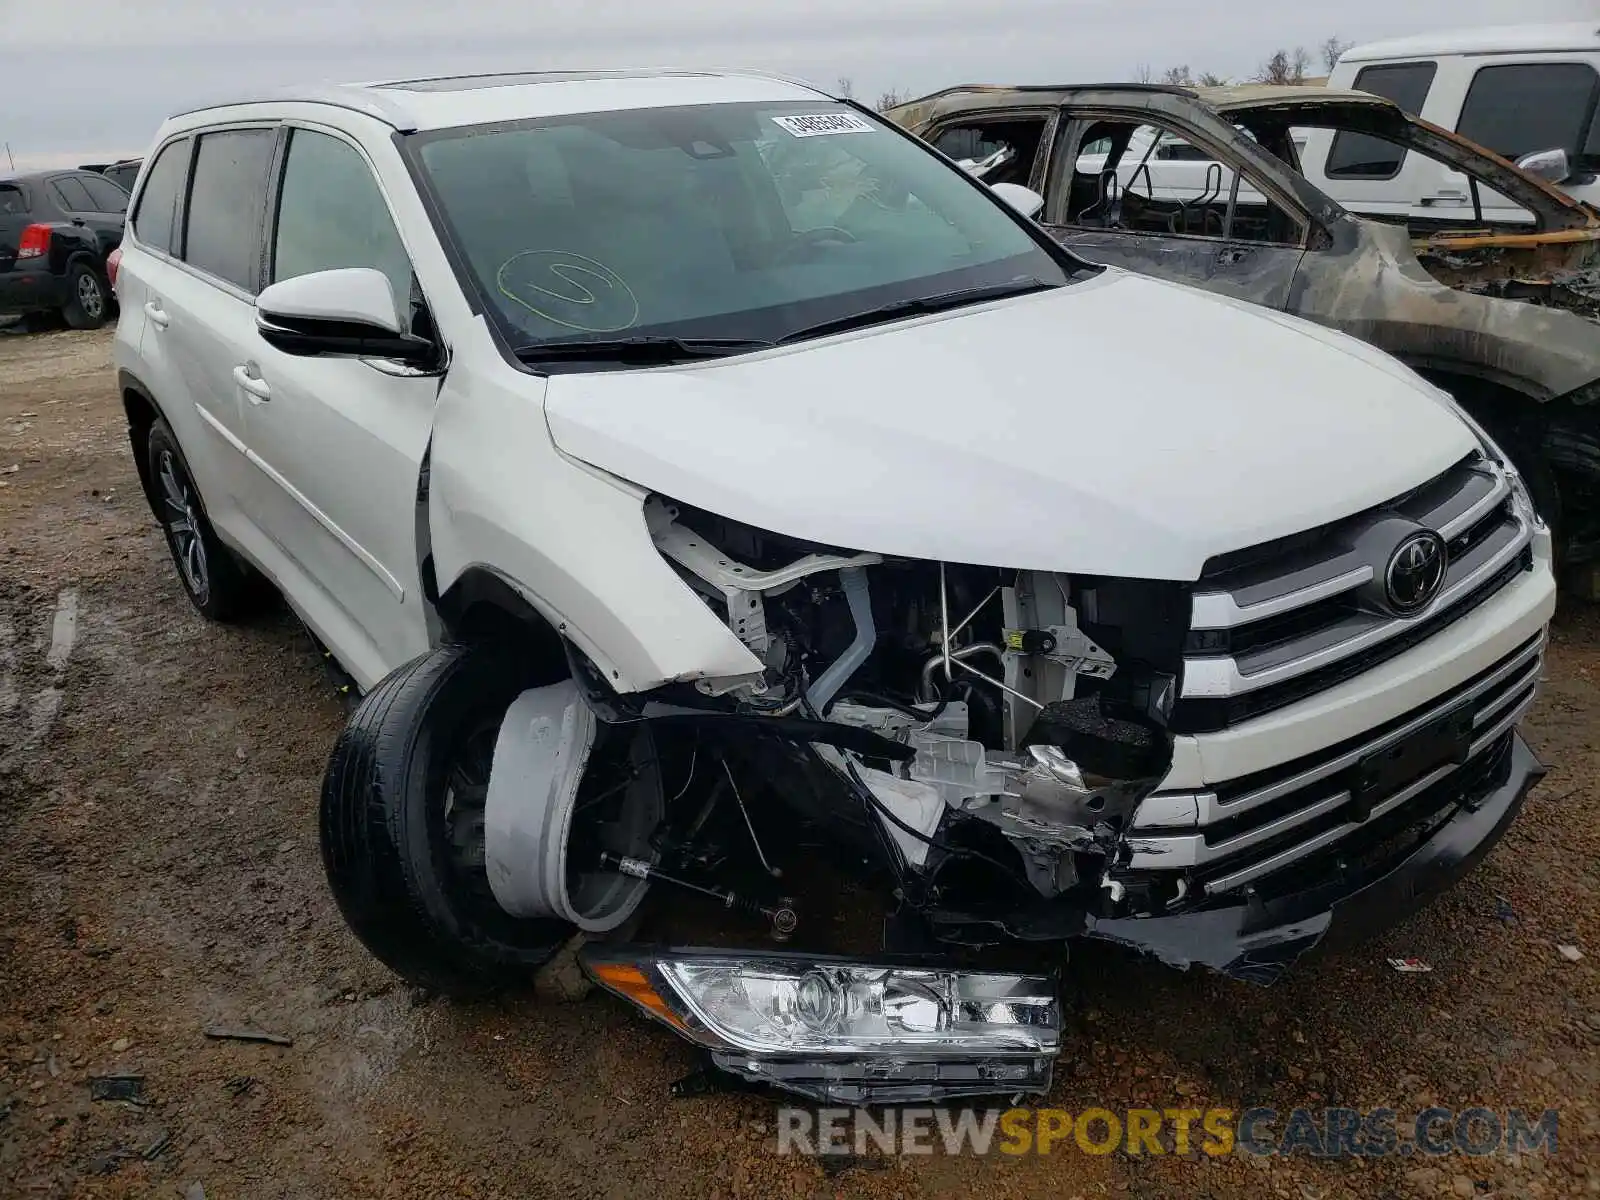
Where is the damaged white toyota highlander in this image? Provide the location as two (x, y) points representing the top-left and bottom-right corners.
(112, 69), (1556, 1105)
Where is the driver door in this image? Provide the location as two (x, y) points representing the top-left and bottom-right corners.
(235, 124), (439, 687)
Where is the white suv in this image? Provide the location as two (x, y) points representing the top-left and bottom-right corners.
(112, 69), (1556, 1105)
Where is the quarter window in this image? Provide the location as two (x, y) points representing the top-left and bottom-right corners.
(184, 129), (276, 292)
(1327, 62), (1439, 179)
(131, 140), (189, 255)
(1457, 63), (1600, 168)
(270, 129), (413, 313)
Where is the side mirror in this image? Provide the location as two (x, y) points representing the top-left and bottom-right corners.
(1515, 147), (1572, 185)
(256, 267), (434, 364)
(989, 182), (1046, 220)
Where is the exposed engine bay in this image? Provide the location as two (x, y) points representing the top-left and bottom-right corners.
(483, 495), (1192, 962)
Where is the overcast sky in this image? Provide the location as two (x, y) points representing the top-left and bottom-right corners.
(2, 0), (1596, 169)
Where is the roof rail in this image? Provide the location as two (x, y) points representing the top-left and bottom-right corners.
(166, 83), (422, 131)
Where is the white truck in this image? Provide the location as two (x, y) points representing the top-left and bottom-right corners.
(1303, 23), (1600, 224)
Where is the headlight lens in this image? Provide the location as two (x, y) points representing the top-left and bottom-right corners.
(584, 948), (1061, 1103)
(1433, 388), (1542, 527)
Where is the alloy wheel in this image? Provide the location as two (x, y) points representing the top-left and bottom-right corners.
(157, 449), (209, 605)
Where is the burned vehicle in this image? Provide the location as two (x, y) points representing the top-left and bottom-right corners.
(888, 84), (1600, 596)
(112, 71), (1554, 1105)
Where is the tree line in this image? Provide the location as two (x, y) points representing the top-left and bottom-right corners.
(838, 36), (1356, 113)
(1139, 36), (1355, 87)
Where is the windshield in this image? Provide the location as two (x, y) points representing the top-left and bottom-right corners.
(408, 101), (1077, 354)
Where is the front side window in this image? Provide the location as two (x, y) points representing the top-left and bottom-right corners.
(271, 128), (413, 313)
(1328, 62), (1439, 178)
(1458, 63), (1600, 168)
(184, 128), (276, 292)
(81, 175), (129, 214)
(409, 102), (1072, 351)
(131, 140), (189, 255)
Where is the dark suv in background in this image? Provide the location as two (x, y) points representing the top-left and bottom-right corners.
(82, 158), (143, 193)
(0, 168), (128, 329)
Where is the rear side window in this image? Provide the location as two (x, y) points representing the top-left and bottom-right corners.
(270, 128), (413, 313)
(1327, 62), (1439, 178)
(49, 177), (97, 213)
(1457, 63), (1600, 168)
(183, 128), (276, 292)
(131, 140), (190, 255)
(81, 175), (129, 213)
(0, 185), (27, 216)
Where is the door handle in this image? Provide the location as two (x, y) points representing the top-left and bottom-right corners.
(232, 365), (272, 402)
(143, 302), (170, 329)
(1216, 247), (1252, 265)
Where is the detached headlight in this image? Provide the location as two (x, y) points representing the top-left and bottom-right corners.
(584, 948), (1061, 1104)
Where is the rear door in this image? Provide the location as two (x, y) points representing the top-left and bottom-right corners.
(235, 123), (436, 681)
(45, 174), (124, 255)
(145, 127), (279, 552)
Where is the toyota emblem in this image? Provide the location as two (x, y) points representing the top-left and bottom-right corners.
(1385, 531), (1447, 615)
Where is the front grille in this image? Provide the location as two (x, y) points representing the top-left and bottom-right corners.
(1173, 452), (1535, 734)
(1123, 633), (1543, 894)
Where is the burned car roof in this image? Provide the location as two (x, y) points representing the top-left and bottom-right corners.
(889, 82), (1599, 234)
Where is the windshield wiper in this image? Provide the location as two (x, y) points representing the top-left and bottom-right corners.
(776, 278), (1057, 346)
(513, 335), (774, 364)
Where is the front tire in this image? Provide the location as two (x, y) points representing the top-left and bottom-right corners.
(321, 643), (571, 994)
(62, 262), (109, 330)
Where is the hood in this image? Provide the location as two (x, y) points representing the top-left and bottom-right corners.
(543, 269), (1476, 581)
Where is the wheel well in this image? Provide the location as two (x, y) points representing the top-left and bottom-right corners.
(435, 568), (569, 676)
(1417, 370), (1541, 441)
(122, 385), (160, 513)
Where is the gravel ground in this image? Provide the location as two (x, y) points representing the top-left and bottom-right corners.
(0, 326), (1596, 1199)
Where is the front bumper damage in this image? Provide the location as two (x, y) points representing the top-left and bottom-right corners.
(1088, 733), (1545, 984)
(581, 733), (1543, 1104)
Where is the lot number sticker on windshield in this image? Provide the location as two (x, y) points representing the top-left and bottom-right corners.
(772, 113), (874, 137)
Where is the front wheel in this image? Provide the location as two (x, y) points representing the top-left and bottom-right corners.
(320, 643), (572, 994)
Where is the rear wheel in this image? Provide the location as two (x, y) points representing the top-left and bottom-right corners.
(320, 642), (572, 994)
(145, 418), (266, 621)
(62, 262), (109, 330)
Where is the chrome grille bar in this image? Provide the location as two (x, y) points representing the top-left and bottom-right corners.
(1134, 633), (1545, 832)
(1181, 509), (1531, 700)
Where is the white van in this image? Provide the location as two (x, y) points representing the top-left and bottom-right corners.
(1301, 23), (1600, 225)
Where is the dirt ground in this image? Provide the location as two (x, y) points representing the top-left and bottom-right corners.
(0, 326), (1596, 1200)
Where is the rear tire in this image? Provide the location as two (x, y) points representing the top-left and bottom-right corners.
(146, 418), (266, 621)
(320, 642), (571, 994)
(62, 262), (109, 330)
